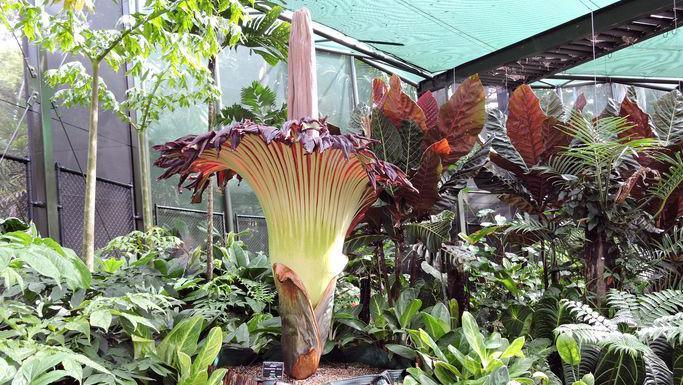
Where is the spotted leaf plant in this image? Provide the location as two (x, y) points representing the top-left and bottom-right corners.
(154, 118), (414, 378)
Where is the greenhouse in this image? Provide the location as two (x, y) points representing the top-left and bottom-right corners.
(0, 0), (682, 384)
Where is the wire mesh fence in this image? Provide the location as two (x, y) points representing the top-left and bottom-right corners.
(56, 165), (136, 251)
(154, 204), (225, 252)
(0, 155), (31, 221)
(235, 214), (268, 254)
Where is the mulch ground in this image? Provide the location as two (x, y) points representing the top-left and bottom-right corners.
(224, 362), (383, 385)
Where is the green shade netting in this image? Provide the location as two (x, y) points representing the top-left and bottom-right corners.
(564, 28), (683, 79)
(282, 0), (618, 73)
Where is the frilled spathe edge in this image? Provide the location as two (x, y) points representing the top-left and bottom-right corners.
(153, 118), (416, 197)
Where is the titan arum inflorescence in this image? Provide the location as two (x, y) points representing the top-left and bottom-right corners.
(153, 117), (415, 378)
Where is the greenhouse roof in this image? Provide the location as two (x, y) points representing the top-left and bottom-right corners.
(278, 0), (682, 91)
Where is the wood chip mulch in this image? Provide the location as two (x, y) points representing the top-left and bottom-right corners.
(223, 362), (383, 385)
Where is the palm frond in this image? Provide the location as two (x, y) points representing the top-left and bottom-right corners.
(638, 313), (683, 345)
(649, 152), (683, 217)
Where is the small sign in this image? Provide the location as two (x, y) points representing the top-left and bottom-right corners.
(262, 361), (284, 379)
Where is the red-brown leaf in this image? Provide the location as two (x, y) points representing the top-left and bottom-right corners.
(507, 84), (546, 166)
(438, 74), (485, 164)
(540, 117), (571, 160)
(401, 139), (450, 211)
(574, 94), (587, 112)
(381, 75), (427, 131)
(619, 97), (654, 140)
(372, 78), (387, 107)
(417, 91), (439, 130)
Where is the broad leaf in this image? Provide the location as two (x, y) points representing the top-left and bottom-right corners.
(386, 344), (417, 360)
(461, 312), (487, 365)
(594, 349), (645, 385)
(619, 97), (653, 140)
(157, 316), (204, 366)
(486, 108), (528, 174)
(191, 327), (223, 375)
(417, 90), (439, 130)
(401, 139), (450, 211)
(404, 210), (455, 253)
(370, 111), (404, 166)
(381, 74), (427, 131)
(556, 334), (581, 366)
(398, 120), (424, 173)
(507, 84), (546, 166)
(539, 91), (564, 119)
(540, 117), (571, 160)
(438, 74), (485, 163)
(652, 90), (683, 146)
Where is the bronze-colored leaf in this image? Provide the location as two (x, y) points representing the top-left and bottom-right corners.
(401, 139), (450, 212)
(507, 84), (546, 166)
(438, 74), (485, 163)
(417, 90), (439, 130)
(540, 117), (571, 161)
(619, 97), (654, 140)
(574, 94), (587, 112)
(381, 74), (427, 131)
(372, 78), (387, 107)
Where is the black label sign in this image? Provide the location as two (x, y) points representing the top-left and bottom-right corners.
(262, 361), (284, 379)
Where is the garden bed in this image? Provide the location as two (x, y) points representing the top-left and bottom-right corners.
(224, 362), (383, 385)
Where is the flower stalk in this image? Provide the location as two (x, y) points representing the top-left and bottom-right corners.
(154, 118), (413, 378)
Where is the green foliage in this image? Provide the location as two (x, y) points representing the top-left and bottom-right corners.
(404, 311), (547, 384)
(0, 219), (90, 291)
(218, 81), (287, 126)
(554, 289), (683, 385)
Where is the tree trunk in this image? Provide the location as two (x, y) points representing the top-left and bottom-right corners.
(585, 227), (608, 306)
(541, 239), (548, 289)
(205, 56), (218, 281)
(82, 61), (100, 271)
(446, 256), (468, 315)
(137, 129), (153, 231)
(359, 271), (371, 323)
(390, 238), (403, 303)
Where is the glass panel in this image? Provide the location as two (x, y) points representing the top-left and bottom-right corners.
(317, 51), (353, 130)
(355, 59), (385, 106)
(218, 46), (287, 107)
(0, 23), (29, 157)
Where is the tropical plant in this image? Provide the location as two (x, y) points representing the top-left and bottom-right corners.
(346, 73), (488, 310)
(154, 110), (413, 377)
(218, 81), (287, 126)
(403, 311), (549, 385)
(554, 289), (683, 385)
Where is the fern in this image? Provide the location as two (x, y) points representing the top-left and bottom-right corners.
(638, 313), (683, 345)
(649, 152), (683, 217)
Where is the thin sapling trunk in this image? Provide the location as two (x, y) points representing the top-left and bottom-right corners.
(82, 61), (100, 271)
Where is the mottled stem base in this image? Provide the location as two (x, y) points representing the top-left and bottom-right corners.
(273, 263), (336, 380)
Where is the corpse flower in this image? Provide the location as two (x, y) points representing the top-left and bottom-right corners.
(153, 118), (414, 378)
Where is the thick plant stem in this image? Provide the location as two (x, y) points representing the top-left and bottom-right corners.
(585, 227), (607, 306)
(274, 263), (336, 379)
(137, 130), (153, 231)
(82, 61), (100, 271)
(205, 56), (218, 281)
(390, 238), (403, 303)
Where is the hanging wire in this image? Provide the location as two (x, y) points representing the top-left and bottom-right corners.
(590, 10), (598, 117)
(0, 92), (37, 163)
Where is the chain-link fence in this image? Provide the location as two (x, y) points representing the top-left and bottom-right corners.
(154, 204), (225, 252)
(235, 214), (268, 254)
(56, 165), (136, 251)
(0, 155), (31, 221)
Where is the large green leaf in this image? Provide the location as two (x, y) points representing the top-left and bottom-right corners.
(461, 312), (487, 365)
(486, 109), (528, 173)
(674, 344), (683, 385)
(404, 210), (455, 253)
(652, 90), (683, 146)
(556, 334), (581, 366)
(370, 111), (404, 166)
(539, 91), (564, 119)
(157, 316), (204, 367)
(191, 327), (223, 375)
(398, 120), (425, 174)
(594, 349), (645, 385)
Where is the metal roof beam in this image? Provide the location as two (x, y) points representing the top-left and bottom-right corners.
(419, 0), (676, 93)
